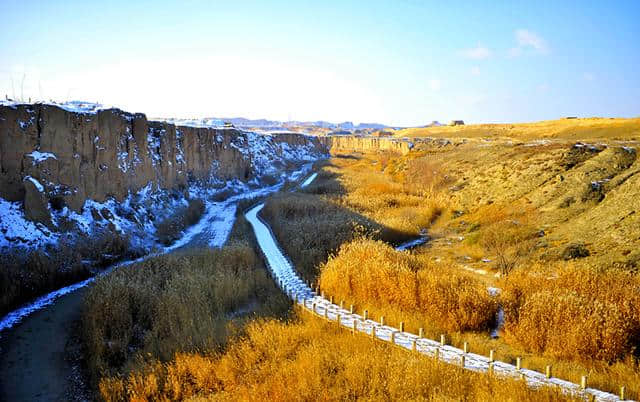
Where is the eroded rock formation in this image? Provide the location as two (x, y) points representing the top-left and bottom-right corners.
(0, 103), (413, 229)
(0, 104), (328, 226)
(322, 135), (413, 155)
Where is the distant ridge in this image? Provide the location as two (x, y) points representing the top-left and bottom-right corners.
(156, 115), (395, 130)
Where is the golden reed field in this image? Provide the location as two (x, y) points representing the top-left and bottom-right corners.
(85, 119), (640, 401)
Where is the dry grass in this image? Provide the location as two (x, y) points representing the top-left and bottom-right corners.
(500, 262), (640, 362)
(97, 313), (578, 402)
(82, 217), (291, 387)
(0, 229), (131, 317)
(155, 198), (205, 245)
(406, 156), (457, 193)
(87, 139), (640, 400)
(395, 117), (640, 140)
(320, 239), (498, 333)
(338, 156), (445, 236)
(266, 149), (640, 397)
(261, 169), (413, 281)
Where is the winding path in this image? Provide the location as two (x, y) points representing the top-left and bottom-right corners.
(0, 164), (315, 401)
(245, 175), (627, 402)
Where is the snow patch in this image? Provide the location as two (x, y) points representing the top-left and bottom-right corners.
(27, 151), (57, 164)
(300, 172), (318, 188)
(0, 199), (55, 248)
(396, 237), (428, 251)
(25, 176), (44, 192)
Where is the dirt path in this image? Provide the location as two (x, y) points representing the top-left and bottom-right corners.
(0, 164), (316, 401)
(0, 288), (91, 401)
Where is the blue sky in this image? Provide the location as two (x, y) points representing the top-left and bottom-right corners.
(1, 0), (638, 125)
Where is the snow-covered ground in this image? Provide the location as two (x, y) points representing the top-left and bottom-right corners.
(300, 172), (318, 188)
(0, 99), (120, 114)
(395, 236), (428, 251)
(245, 175), (625, 402)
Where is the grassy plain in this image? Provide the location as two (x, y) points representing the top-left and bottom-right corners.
(394, 117), (640, 140)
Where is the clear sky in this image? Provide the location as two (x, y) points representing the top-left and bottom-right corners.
(1, 0), (638, 126)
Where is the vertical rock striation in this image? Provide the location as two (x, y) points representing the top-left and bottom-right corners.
(1, 102), (413, 231)
(0, 104), (327, 226)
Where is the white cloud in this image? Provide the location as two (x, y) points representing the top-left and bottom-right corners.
(11, 55), (383, 123)
(460, 44), (491, 60)
(470, 66), (481, 76)
(537, 83), (550, 92)
(510, 29), (549, 56)
(428, 79), (442, 91)
(583, 72), (595, 81)
(508, 47), (522, 58)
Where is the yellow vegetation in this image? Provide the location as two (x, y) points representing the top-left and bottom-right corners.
(320, 239), (498, 332)
(266, 149), (640, 398)
(98, 315), (578, 402)
(500, 263), (640, 362)
(89, 138), (640, 400)
(82, 215), (291, 386)
(395, 117), (640, 140)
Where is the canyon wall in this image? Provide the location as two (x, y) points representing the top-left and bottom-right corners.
(0, 104), (327, 227)
(322, 135), (413, 155)
(0, 103), (413, 230)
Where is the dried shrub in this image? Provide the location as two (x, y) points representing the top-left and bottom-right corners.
(98, 316), (576, 402)
(465, 204), (539, 275)
(562, 243), (590, 260)
(501, 263), (640, 362)
(0, 230), (131, 316)
(155, 198), (205, 245)
(506, 290), (633, 361)
(405, 157), (456, 193)
(320, 239), (498, 332)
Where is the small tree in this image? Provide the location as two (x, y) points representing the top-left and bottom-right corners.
(481, 221), (535, 276)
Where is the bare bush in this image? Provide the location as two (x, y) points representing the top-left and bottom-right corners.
(155, 199), (205, 245)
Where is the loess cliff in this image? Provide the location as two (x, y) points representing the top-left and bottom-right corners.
(0, 102), (412, 251)
(0, 103), (327, 248)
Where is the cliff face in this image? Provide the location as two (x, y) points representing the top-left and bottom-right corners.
(322, 136), (413, 155)
(0, 103), (413, 238)
(0, 104), (327, 228)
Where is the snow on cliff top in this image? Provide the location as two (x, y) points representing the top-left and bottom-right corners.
(157, 117), (226, 128)
(0, 100), (118, 114)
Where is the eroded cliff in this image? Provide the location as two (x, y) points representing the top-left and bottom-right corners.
(0, 102), (417, 250)
(322, 135), (413, 155)
(0, 104), (326, 226)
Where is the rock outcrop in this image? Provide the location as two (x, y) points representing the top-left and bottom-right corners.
(1, 103), (416, 228)
(0, 103), (327, 226)
(22, 176), (52, 228)
(322, 136), (413, 155)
